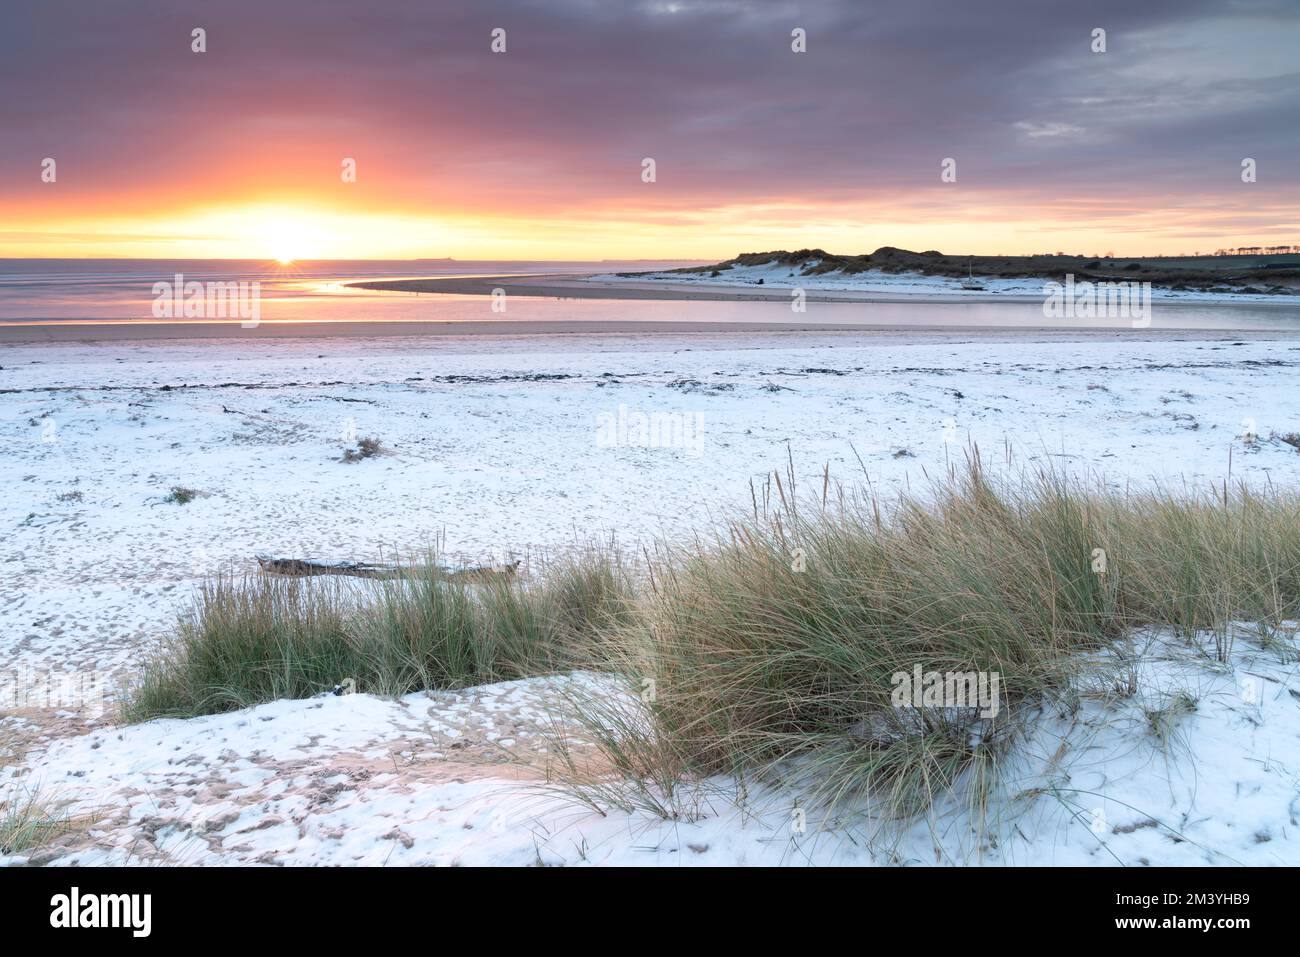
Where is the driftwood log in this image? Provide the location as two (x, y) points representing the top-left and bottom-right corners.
(256, 556), (520, 583)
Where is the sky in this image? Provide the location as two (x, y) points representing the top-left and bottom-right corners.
(1, 0), (1297, 260)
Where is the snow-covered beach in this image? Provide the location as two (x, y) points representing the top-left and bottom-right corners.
(581, 261), (1300, 304)
(4, 324), (1300, 865)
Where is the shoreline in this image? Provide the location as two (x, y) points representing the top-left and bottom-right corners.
(349, 272), (1300, 307)
(6, 318), (1300, 345)
(3, 270), (1296, 344)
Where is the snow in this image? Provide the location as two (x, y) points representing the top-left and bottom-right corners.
(3, 328), (1300, 865)
(585, 260), (1299, 303)
(4, 634), (1298, 866)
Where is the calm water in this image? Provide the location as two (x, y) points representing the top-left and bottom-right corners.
(0, 259), (666, 319)
(1, 258), (1297, 331)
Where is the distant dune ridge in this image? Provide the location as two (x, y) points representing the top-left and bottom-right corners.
(661, 247), (1300, 294)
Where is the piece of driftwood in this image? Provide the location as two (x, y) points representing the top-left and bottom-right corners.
(255, 556), (520, 583)
(256, 557), (403, 579)
(442, 560), (521, 584)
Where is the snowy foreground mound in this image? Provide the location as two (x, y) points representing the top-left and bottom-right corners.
(4, 633), (1297, 866)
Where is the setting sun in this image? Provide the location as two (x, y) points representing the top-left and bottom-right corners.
(266, 221), (313, 265)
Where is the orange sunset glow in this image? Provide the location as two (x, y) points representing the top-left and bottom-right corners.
(2, 2), (1296, 260)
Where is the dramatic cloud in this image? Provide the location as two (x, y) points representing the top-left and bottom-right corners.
(0, 0), (1296, 256)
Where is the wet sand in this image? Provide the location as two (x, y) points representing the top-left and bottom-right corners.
(0, 318), (858, 343)
(350, 272), (1300, 308)
(353, 273), (1054, 304)
(5, 318), (1300, 345)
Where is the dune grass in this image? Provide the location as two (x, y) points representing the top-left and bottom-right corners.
(126, 456), (1300, 830)
(548, 456), (1300, 822)
(0, 733), (74, 857)
(0, 785), (73, 856)
(126, 549), (636, 721)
